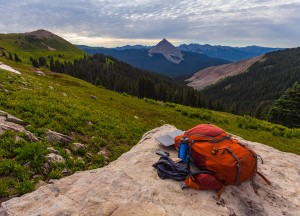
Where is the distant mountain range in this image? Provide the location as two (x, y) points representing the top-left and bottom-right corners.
(88, 43), (283, 62)
(179, 44), (283, 62)
(77, 39), (230, 77)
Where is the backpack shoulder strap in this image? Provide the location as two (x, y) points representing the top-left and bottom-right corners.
(257, 171), (271, 185)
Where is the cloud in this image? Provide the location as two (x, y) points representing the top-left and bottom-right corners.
(0, 0), (299, 47)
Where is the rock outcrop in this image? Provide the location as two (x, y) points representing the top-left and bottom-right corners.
(46, 153), (65, 164)
(45, 129), (73, 144)
(0, 110), (38, 141)
(1, 125), (299, 216)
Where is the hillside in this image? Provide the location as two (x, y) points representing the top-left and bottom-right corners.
(187, 55), (265, 90)
(0, 60), (299, 199)
(76, 43), (230, 77)
(1, 125), (299, 216)
(0, 29), (85, 64)
(201, 47), (300, 118)
(179, 44), (283, 62)
(0, 30), (206, 108)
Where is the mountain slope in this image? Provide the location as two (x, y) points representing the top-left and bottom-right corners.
(77, 44), (230, 77)
(0, 29), (85, 63)
(187, 55), (265, 90)
(201, 47), (300, 118)
(178, 44), (283, 62)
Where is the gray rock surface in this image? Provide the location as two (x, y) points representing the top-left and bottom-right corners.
(47, 147), (60, 155)
(6, 114), (23, 125)
(25, 131), (39, 142)
(0, 125), (299, 216)
(97, 149), (110, 160)
(46, 153), (65, 164)
(0, 111), (37, 138)
(45, 129), (73, 144)
(71, 143), (86, 152)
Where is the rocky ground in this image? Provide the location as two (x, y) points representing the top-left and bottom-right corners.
(0, 124), (299, 216)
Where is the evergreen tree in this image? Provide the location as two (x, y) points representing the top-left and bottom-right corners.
(268, 82), (300, 128)
(50, 58), (55, 71)
(8, 52), (13, 60)
(14, 53), (21, 62)
(32, 59), (39, 68)
(38, 57), (47, 67)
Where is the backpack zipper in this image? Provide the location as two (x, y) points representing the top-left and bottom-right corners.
(225, 147), (241, 185)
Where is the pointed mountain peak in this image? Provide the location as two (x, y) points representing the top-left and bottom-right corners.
(149, 39), (183, 64)
(156, 38), (175, 48)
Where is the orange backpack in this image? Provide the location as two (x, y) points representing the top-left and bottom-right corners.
(175, 124), (270, 196)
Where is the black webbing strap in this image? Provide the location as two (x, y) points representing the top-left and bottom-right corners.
(153, 156), (213, 182)
(153, 156), (191, 181)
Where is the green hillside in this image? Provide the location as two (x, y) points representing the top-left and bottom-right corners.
(201, 48), (300, 119)
(0, 29), (85, 64)
(0, 63), (299, 198)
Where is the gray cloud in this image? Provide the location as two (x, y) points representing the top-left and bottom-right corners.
(0, 0), (299, 47)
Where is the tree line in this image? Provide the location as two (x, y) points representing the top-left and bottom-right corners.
(31, 54), (205, 108)
(1, 50), (21, 62)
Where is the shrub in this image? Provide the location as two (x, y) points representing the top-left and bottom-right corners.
(0, 159), (16, 175)
(15, 142), (47, 172)
(15, 180), (35, 195)
(91, 154), (105, 167)
(0, 179), (13, 197)
(48, 169), (62, 179)
(13, 164), (30, 181)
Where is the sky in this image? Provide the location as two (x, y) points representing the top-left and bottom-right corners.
(0, 0), (299, 48)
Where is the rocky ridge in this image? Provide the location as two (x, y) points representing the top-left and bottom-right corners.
(1, 124), (299, 216)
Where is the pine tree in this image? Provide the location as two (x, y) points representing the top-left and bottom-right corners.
(268, 82), (300, 128)
(14, 53), (21, 62)
(8, 52), (13, 60)
(50, 58), (55, 71)
(32, 59), (39, 68)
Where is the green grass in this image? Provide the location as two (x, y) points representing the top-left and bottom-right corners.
(0, 32), (85, 66)
(0, 58), (299, 198)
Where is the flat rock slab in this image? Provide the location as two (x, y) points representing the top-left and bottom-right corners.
(1, 125), (299, 216)
(6, 114), (23, 125)
(45, 129), (73, 144)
